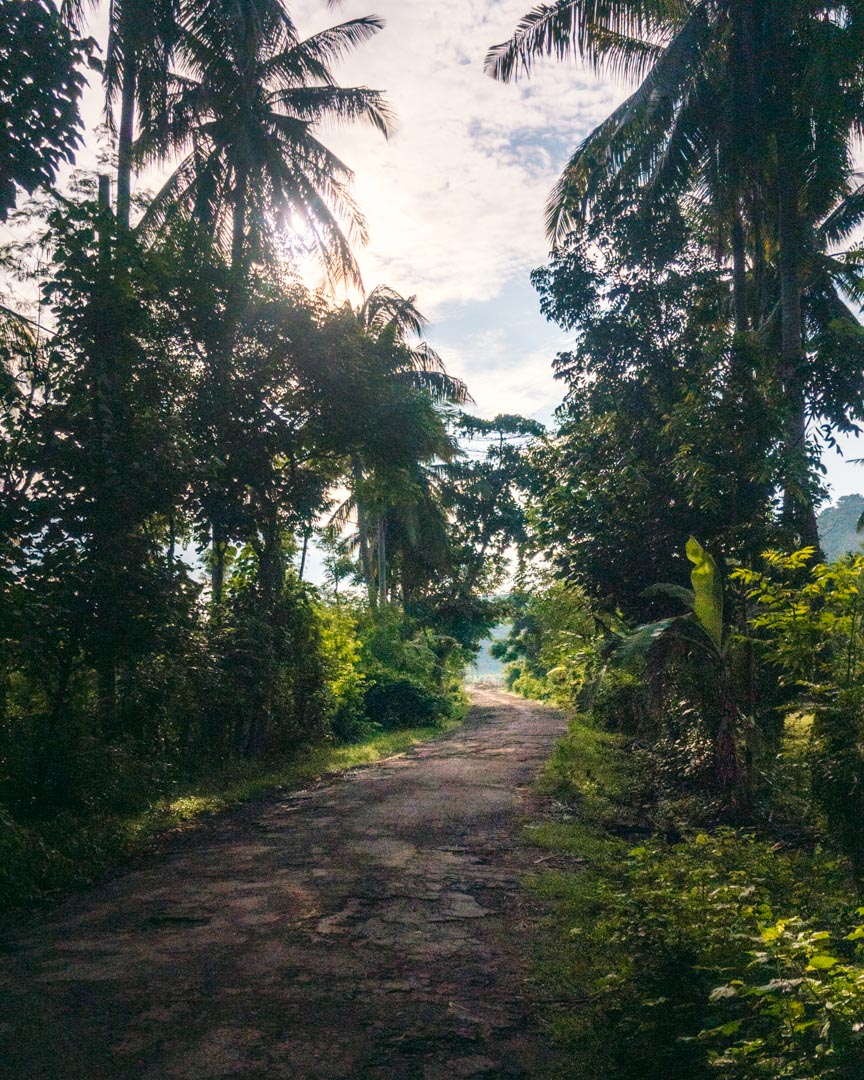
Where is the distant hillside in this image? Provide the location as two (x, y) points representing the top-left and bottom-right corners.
(818, 494), (864, 562)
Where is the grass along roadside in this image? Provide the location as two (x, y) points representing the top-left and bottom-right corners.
(524, 711), (864, 1080)
(1, 715), (464, 918)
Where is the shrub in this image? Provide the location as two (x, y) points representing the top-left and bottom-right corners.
(362, 676), (450, 731)
(319, 606), (368, 742)
(589, 667), (651, 734)
(735, 551), (864, 885)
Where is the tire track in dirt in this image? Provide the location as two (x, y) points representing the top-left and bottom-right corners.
(0, 689), (567, 1079)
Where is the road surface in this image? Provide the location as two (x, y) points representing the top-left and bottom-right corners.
(0, 689), (567, 1079)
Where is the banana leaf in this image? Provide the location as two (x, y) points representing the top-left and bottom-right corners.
(686, 537), (723, 652)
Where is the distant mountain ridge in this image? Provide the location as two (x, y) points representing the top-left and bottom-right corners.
(818, 494), (864, 562)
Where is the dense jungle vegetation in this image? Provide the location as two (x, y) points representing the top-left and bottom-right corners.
(484, 2), (864, 1075)
(0, 0), (539, 909)
(8, 0), (864, 1074)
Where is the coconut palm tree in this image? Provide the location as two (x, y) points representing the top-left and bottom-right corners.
(355, 285), (471, 404)
(328, 286), (470, 606)
(62, 0), (182, 228)
(138, 0), (393, 285)
(486, 0), (864, 551)
(350, 285), (468, 605)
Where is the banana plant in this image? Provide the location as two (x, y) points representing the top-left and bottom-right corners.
(613, 537), (748, 803)
(616, 537), (724, 662)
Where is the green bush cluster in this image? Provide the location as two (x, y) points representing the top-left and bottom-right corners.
(0, 594), (467, 913)
(362, 678), (451, 731)
(531, 716), (864, 1080)
(495, 573), (598, 707)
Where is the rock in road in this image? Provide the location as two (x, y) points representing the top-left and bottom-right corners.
(0, 689), (567, 1079)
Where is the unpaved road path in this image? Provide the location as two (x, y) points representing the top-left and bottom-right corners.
(0, 689), (567, 1080)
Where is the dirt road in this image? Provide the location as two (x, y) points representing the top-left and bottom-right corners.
(0, 689), (567, 1079)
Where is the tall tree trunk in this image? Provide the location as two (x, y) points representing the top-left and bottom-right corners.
(377, 516), (387, 607)
(731, 211), (749, 334)
(207, 166), (249, 617)
(96, 659), (118, 738)
(167, 510), (176, 565)
(116, 54), (137, 230)
(94, 174), (119, 737)
(258, 506), (284, 604)
(231, 168), (247, 277)
(353, 458), (377, 608)
(777, 159), (821, 555)
(211, 521), (226, 607)
(298, 527), (310, 581)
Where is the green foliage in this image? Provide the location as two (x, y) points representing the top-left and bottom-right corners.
(530, 203), (779, 620)
(534, 710), (631, 824)
(362, 677), (451, 731)
(701, 915), (864, 1077)
(0, 200), (494, 912)
(687, 536), (724, 651)
(0, 0), (92, 218)
(736, 550), (864, 886)
(530, 714), (864, 1080)
(495, 572), (597, 707)
(491, 0), (864, 548)
(588, 667), (651, 735)
(319, 605), (367, 742)
(353, 605), (466, 731)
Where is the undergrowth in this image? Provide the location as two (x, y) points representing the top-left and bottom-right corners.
(528, 713), (864, 1079)
(0, 716), (463, 916)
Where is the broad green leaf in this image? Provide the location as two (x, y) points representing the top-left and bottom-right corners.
(686, 537), (723, 651)
(807, 954), (840, 970)
(613, 618), (677, 666)
(642, 582), (695, 608)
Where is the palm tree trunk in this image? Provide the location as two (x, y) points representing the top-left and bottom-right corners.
(205, 166), (249, 617)
(258, 506), (284, 604)
(211, 522), (226, 607)
(731, 211), (749, 334)
(352, 459), (377, 608)
(377, 516), (387, 607)
(116, 53), (137, 230)
(96, 659), (118, 738)
(298, 527), (310, 581)
(231, 168), (247, 276)
(777, 160), (821, 554)
(94, 173), (119, 737)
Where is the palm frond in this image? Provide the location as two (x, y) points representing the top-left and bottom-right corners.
(396, 367), (473, 406)
(545, 2), (710, 241)
(485, 0), (688, 83)
(269, 85), (394, 138)
(362, 285), (426, 337)
(819, 181), (864, 246)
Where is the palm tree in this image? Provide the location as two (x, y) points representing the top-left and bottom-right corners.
(132, 2), (392, 606)
(355, 285), (471, 404)
(329, 285), (470, 607)
(62, 0), (181, 228)
(486, 0), (864, 551)
(351, 286), (468, 606)
(138, 0), (393, 285)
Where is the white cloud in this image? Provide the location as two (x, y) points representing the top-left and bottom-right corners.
(292, 0), (623, 312)
(438, 326), (565, 421)
(59, 0), (615, 423)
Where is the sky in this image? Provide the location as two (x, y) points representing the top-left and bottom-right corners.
(61, 0), (864, 505)
(281, 0), (864, 498)
(284, 0), (616, 424)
